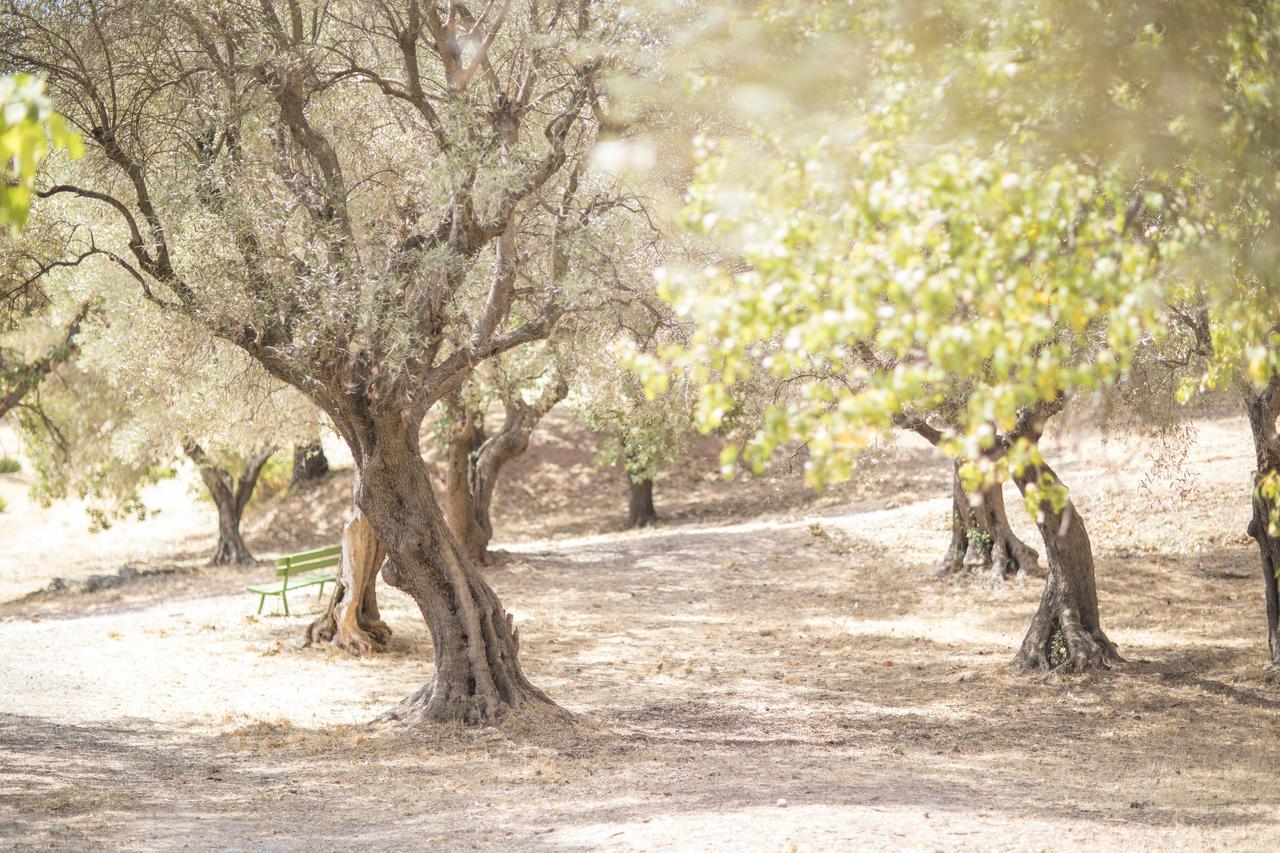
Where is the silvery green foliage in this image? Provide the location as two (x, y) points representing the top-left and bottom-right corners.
(18, 297), (319, 528)
(3, 0), (650, 457)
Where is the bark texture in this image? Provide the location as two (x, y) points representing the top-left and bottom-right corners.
(1242, 378), (1280, 671)
(627, 476), (657, 528)
(443, 379), (567, 564)
(935, 460), (1040, 581)
(305, 506), (392, 655)
(290, 443), (330, 486)
(1011, 459), (1121, 672)
(184, 444), (272, 566)
(356, 416), (560, 725)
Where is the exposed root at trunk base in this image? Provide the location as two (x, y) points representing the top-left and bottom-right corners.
(1263, 663), (1280, 686)
(1013, 621), (1123, 674)
(210, 534), (255, 566)
(375, 676), (572, 729)
(304, 508), (390, 656)
(1010, 548), (1123, 674)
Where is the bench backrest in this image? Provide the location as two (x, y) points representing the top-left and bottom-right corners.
(276, 545), (342, 577)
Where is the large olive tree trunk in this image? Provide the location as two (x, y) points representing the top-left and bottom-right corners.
(357, 414), (559, 725)
(1242, 378), (1280, 672)
(305, 505), (392, 655)
(627, 476), (657, 528)
(935, 460), (1040, 581)
(184, 444), (273, 566)
(443, 379), (567, 564)
(1011, 458), (1120, 672)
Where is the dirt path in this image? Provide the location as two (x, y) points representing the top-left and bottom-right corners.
(2, 416), (1280, 849)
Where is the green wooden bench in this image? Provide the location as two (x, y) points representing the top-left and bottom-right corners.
(248, 545), (341, 616)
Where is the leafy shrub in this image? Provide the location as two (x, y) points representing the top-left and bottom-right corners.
(0, 457), (20, 474)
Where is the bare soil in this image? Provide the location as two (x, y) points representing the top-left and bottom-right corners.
(1, 413), (1279, 851)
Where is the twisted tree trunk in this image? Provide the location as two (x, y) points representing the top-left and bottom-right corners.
(305, 504), (391, 653)
(627, 476), (657, 528)
(184, 444), (273, 566)
(935, 460), (1039, 581)
(443, 379), (567, 564)
(1011, 458), (1120, 672)
(359, 414), (561, 725)
(1242, 378), (1280, 672)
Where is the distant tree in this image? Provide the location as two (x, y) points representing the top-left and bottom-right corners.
(442, 350), (569, 563)
(19, 307), (316, 565)
(290, 443), (329, 488)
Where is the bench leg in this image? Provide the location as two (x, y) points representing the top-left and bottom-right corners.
(257, 594), (265, 615)
(316, 582), (326, 600)
(281, 591), (290, 617)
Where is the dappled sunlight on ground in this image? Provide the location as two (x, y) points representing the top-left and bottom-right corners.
(1, 413), (1279, 848)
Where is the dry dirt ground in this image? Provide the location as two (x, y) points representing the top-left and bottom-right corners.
(2, 413), (1280, 850)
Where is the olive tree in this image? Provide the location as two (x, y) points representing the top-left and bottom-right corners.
(637, 0), (1191, 672)
(5, 0), (634, 725)
(18, 301), (316, 565)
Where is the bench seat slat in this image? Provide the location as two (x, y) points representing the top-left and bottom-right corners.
(249, 571), (336, 595)
(276, 555), (341, 576)
(280, 545), (342, 562)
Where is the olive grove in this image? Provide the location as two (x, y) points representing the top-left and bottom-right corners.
(635, 0), (1280, 672)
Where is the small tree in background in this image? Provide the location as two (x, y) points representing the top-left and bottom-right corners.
(442, 346), (569, 563)
(19, 303), (319, 565)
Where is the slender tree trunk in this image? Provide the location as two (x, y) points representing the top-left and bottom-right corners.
(358, 417), (561, 725)
(305, 505), (391, 654)
(291, 442), (329, 486)
(185, 444), (273, 566)
(1011, 459), (1120, 672)
(627, 476), (657, 528)
(1242, 379), (1280, 671)
(443, 379), (567, 564)
(935, 460), (1039, 581)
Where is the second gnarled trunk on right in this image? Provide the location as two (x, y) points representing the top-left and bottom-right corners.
(1011, 458), (1120, 672)
(1242, 377), (1280, 671)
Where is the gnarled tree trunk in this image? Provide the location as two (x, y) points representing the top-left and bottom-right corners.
(627, 476), (657, 528)
(935, 460), (1039, 581)
(1242, 378), (1280, 672)
(291, 442), (329, 487)
(443, 379), (567, 564)
(305, 505), (392, 654)
(358, 415), (560, 726)
(1011, 459), (1120, 672)
(184, 444), (273, 566)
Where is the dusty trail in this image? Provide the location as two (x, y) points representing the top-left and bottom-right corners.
(1, 415), (1279, 849)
